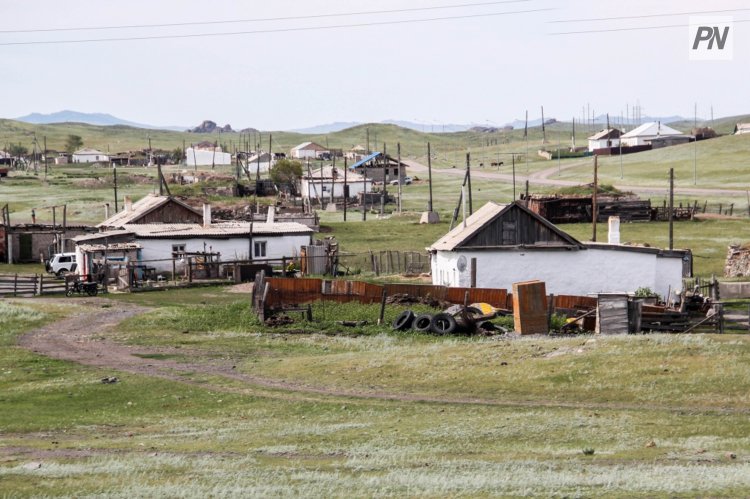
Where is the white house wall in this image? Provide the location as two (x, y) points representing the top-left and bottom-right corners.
(185, 148), (232, 166)
(137, 235), (310, 271)
(301, 179), (370, 199)
(432, 248), (683, 299)
(73, 153), (110, 163)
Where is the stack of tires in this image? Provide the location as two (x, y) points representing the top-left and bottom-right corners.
(392, 310), (457, 335)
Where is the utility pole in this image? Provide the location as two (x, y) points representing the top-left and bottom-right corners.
(343, 156), (348, 221)
(512, 154), (516, 200)
(397, 143), (402, 213)
(113, 165), (119, 212)
(427, 142), (433, 212)
(669, 168), (674, 250)
(592, 155), (598, 242)
(693, 102), (698, 185)
(466, 152), (473, 215)
(43, 136), (48, 178)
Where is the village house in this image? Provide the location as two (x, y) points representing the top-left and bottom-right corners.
(734, 123), (750, 135)
(290, 142), (329, 160)
(72, 148), (110, 163)
(428, 201), (691, 300)
(349, 152), (407, 184)
(185, 141), (232, 167)
(300, 165), (372, 203)
(75, 194), (314, 277)
(620, 122), (691, 148)
(587, 128), (622, 152)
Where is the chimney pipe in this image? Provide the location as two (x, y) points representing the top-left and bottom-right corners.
(608, 216), (620, 245)
(266, 206), (275, 224)
(31, 209), (36, 224)
(202, 203), (211, 227)
(104, 203), (110, 220)
(124, 196), (133, 212)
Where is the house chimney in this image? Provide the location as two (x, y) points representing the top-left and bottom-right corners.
(124, 196), (133, 212)
(608, 216), (620, 245)
(31, 209), (36, 224)
(266, 206), (275, 224)
(202, 203), (211, 227)
(104, 203), (110, 219)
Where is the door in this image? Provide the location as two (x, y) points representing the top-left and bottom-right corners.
(19, 234), (33, 262)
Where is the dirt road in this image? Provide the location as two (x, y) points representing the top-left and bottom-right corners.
(402, 159), (749, 198)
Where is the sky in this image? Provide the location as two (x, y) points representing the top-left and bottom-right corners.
(1, 0), (748, 130)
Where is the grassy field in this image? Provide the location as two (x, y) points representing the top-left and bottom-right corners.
(2, 291), (750, 497)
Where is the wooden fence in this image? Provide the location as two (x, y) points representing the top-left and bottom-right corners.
(0, 273), (68, 297)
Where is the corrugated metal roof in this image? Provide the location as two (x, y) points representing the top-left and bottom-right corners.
(78, 242), (142, 252)
(349, 152), (382, 169)
(123, 222), (313, 238)
(73, 230), (133, 242)
(588, 128), (622, 141)
(97, 194), (201, 228)
(621, 122), (685, 138)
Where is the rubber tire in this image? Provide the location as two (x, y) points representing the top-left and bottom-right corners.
(412, 314), (433, 332)
(66, 287), (74, 297)
(392, 310), (415, 331)
(86, 285), (98, 297)
(430, 313), (457, 335)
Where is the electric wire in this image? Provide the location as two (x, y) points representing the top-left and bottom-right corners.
(0, 8), (554, 46)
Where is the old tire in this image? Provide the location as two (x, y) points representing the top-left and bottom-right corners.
(430, 313), (457, 335)
(86, 285), (98, 297)
(65, 287), (74, 297)
(392, 310), (415, 331)
(412, 314), (433, 332)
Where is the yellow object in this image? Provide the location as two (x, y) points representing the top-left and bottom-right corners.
(470, 302), (496, 315)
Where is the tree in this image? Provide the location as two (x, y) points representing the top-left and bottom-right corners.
(270, 158), (303, 184)
(8, 143), (28, 157)
(171, 147), (185, 163)
(64, 134), (83, 153)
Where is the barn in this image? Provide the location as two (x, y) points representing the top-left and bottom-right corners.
(429, 201), (691, 299)
(290, 142), (329, 160)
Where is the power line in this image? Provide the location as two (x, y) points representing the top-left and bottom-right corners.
(551, 18), (749, 36)
(549, 7), (750, 24)
(0, 0), (531, 34)
(0, 8), (554, 46)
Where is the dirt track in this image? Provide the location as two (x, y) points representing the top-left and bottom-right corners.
(16, 299), (748, 414)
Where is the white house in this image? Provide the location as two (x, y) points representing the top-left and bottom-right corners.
(291, 142), (329, 160)
(587, 128), (622, 152)
(72, 148), (110, 163)
(734, 123), (750, 135)
(244, 152), (275, 174)
(300, 165), (372, 201)
(620, 122), (688, 147)
(429, 201), (692, 300)
(185, 142), (232, 167)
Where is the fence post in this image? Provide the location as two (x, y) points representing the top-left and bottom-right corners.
(36, 273), (43, 296)
(378, 288), (387, 325)
(13, 273), (18, 297)
(187, 258), (193, 283)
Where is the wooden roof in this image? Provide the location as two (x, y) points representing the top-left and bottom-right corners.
(430, 201), (584, 252)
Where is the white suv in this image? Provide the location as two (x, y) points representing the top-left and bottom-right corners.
(46, 253), (77, 276)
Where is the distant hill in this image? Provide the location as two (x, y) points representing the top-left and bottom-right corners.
(289, 122), (361, 134)
(14, 110), (188, 132)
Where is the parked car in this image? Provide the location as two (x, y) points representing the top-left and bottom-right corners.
(389, 176), (412, 185)
(46, 252), (77, 276)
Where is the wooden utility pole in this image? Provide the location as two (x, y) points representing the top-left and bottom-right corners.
(113, 165), (119, 212)
(381, 143), (387, 215)
(343, 157), (348, 221)
(362, 159), (367, 221)
(669, 167), (674, 250)
(43, 136), (48, 178)
(427, 142), (433, 212)
(466, 152), (473, 215)
(592, 155), (598, 241)
(512, 154), (516, 200)
(397, 142), (402, 213)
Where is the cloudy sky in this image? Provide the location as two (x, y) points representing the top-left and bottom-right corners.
(1, 0), (747, 130)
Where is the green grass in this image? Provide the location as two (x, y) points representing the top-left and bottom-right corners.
(3, 295), (750, 496)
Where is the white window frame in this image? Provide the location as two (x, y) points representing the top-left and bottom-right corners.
(254, 240), (267, 258)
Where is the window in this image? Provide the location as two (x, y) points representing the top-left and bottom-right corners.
(254, 241), (267, 258)
(172, 244), (186, 257)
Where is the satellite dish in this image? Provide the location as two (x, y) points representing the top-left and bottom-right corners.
(457, 255), (467, 272)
